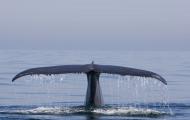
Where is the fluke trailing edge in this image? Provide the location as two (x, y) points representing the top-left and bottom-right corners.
(12, 61), (167, 107)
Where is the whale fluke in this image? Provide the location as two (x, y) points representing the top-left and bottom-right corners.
(98, 65), (167, 85)
(12, 62), (167, 107)
(12, 65), (85, 81)
(12, 63), (167, 85)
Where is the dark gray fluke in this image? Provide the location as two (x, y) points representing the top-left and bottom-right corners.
(12, 62), (167, 107)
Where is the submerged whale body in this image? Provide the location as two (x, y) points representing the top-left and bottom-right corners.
(12, 61), (167, 108)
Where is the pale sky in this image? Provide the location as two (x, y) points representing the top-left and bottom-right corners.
(0, 0), (189, 50)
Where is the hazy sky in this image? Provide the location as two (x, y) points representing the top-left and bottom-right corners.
(0, 0), (189, 50)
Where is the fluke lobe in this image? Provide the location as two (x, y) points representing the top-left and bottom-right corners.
(12, 61), (167, 108)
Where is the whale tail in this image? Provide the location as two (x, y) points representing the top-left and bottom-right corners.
(12, 62), (167, 85)
(12, 62), (167, 107)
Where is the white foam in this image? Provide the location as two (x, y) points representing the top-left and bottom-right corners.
(93, 107), (164, 116)
(15, 106), (166, 117)
(18, 107), (63, 114)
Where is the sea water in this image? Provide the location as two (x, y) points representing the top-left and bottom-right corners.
(0, 50), (190, 120)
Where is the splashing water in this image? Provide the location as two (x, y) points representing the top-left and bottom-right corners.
(100, 73), (172, 114)
(11, 73), (172, 117)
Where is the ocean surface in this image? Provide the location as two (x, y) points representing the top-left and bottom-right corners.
(0, 50), (190, 120)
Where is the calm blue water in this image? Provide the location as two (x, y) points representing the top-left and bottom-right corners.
(0, 50), (190, 120)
